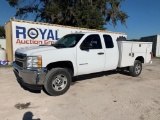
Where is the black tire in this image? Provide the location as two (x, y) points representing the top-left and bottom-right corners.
(44, 68), (71, 96)
(129, 60), (142, 77)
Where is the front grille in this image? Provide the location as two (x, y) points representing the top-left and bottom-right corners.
(15, 60), (23, 68)
(15, 52), (26, 60)
(15, 52), (26, 68)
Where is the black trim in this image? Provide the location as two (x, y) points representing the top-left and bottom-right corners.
(13, 70), (43, 90)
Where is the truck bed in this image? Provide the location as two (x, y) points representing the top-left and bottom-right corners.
(117, 41), (152, 68)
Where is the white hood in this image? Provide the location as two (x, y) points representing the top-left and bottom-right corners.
(16, 45), (57, 55)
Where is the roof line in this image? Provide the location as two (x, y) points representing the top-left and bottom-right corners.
(7, 18), (126, 35)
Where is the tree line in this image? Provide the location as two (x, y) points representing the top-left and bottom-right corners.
(6, 0), (128, 29)
(1, 0), (128, 38)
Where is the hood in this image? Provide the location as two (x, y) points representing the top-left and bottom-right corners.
(16, 45), (57, 55)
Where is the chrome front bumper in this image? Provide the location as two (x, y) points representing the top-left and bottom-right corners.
(13, 62), (47, 87)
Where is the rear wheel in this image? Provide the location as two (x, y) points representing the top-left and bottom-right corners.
(44, 68), (71, 96)
(129, 60), (142, 77)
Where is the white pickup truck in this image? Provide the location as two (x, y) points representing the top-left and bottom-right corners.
(13, 32), (152, 96)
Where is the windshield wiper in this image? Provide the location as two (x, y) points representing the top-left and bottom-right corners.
(39, 44), (52, 46)
(53, 44), (66, 48)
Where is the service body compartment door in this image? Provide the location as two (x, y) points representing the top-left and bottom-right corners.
(118, 42), (134, 67)
(132, 43), (148, 53)
(145, 44), (152, 63)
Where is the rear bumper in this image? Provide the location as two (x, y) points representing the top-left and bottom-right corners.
(13, 62), (47, 90)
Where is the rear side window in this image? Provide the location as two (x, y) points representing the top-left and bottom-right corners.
(103, 35), (114, 48)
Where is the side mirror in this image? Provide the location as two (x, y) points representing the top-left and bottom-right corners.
(80, 43), (92, 50)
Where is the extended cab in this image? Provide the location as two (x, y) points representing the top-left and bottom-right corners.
(13, 32), (152, 95)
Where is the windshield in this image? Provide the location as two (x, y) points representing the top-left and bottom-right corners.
(53, 34), (84, 48)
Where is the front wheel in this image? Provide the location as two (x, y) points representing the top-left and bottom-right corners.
(44, 68), (71, 96)
(129, 60), (142, 77)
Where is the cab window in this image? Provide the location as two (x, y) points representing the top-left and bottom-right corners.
(81, 34), (102, 49)
(103, 35), (114, 48)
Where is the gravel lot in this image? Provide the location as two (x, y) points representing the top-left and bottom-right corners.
(0, 59), (160, 120)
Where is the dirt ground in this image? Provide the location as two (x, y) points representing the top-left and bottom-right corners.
(0, 59), (160, 120)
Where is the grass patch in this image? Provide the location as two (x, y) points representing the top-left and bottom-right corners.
(0, 65), (13, 68)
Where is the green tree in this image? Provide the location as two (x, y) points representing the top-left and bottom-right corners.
(6, 0), (128, 29)
(0, 26), (5, 38)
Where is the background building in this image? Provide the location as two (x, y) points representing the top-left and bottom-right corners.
(0, 38), (6, 49)
(140, 35), (160, 57)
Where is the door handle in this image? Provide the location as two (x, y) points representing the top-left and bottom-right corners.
(98, 52), (104, 55)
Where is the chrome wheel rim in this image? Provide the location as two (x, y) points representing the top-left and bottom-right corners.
(52, 74), (67, 91)
(135, 64), (141, 74)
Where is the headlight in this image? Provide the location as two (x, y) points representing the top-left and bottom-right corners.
(27, 56), (42, 68)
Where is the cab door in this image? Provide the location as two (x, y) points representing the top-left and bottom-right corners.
(77, 34), (105, 75)
(103, 35), (119, 70)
